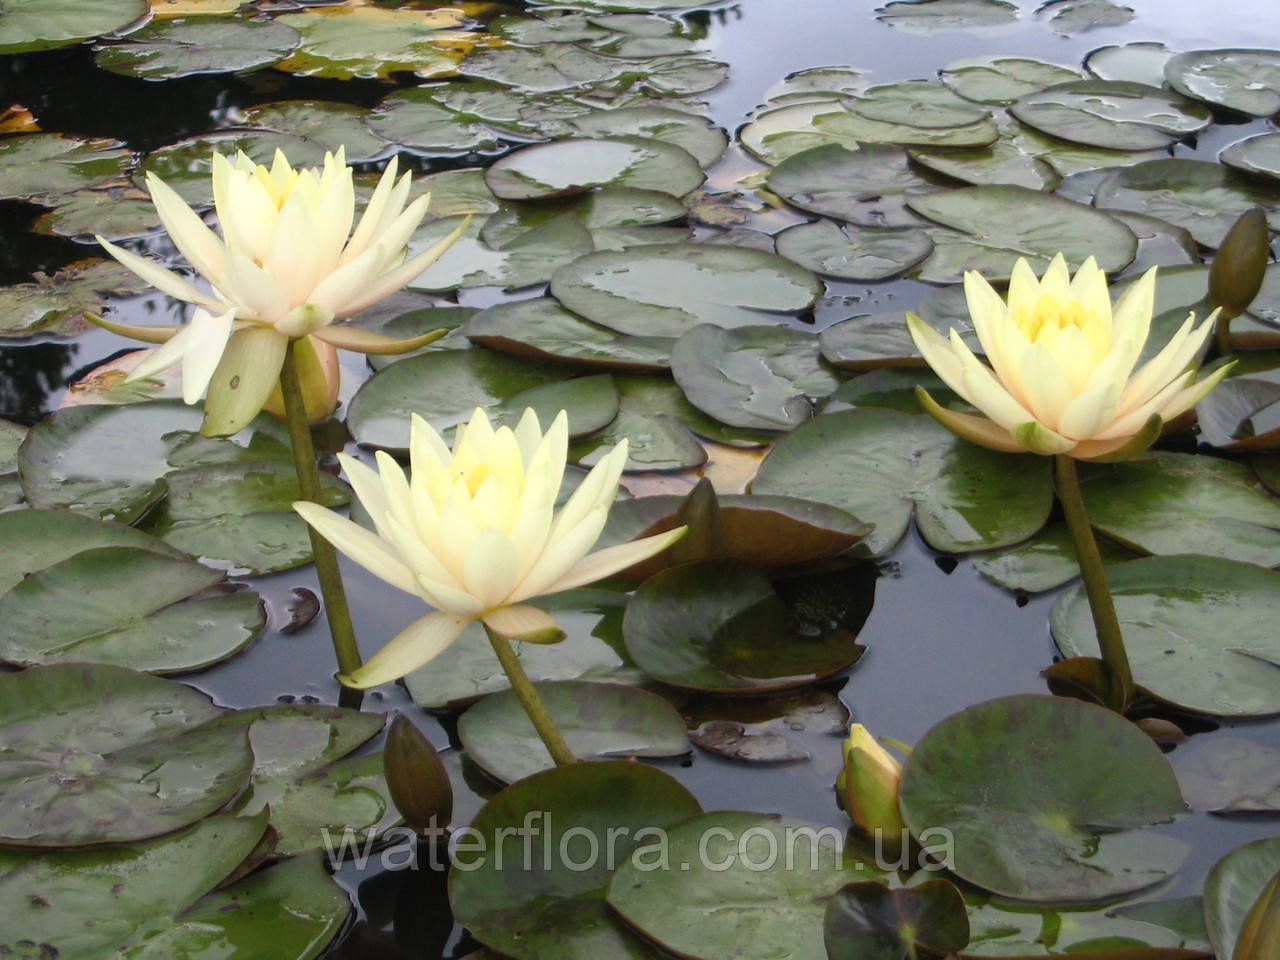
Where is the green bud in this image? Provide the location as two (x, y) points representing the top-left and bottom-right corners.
(1235, 868), (1280, 960)
(1210, 206), (1270, 322)
(383, 714), (453, 834)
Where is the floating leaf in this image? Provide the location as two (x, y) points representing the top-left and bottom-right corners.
(451, 760), (702, 960)
(480, 187), (686, 249)
(550, 242), (824, 337)
(682, 688), (850, 763)
(409, 214), (595, 291)
(899, 693), (1188, 901)
(875, 0), (1020, 34)
(767, 143), (941, 228)
(1222, 133), (1280, 183)
(1085, 41), (1175, 86)
(554, 106), (727, 168)
(1164, 48), (1280, 117)
(825, 880), (969, 960)
(459, 680), (689, 783)
(31, 185), (163, 241)
(140, 131), (325, 207)
(1174, 735), (1280, 813)
(237, 100), (389, 162)
(1052, 554), (1280, 716)
(818, 311), (971, 371)
(776, 219), (933, 280)
(1011, 80), (1211, 151)
(0, 0), (148, 54)
(970, 519), (1139, 593)
(94, 16), (300, 79)
(848, 81), (992, 129)
(0, 663), (253, 846)
(1036, 0), (1134, 36)
(1205, 838), (1280, 960)
(909, 139), (1060, 191)
(0, 258), (150, 338)
(754, 408), (1053, 555)
(0, 133), (133, 202)
(486, 137), (704, 201)
(461, 42), (726, 96)
(941, 55), (1083, 104)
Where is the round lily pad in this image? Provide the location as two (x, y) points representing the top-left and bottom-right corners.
(94, 16), (301, 79)
(776, 219), (933, 281)
(237, 100), (389, 162)
(409, 214), (595, 291)
(941, 55), (1083, 105)
(818, 312), (966, 371)
(753, 408), (1053, 556)
(847, 81), (992, 129)
(899, 694), (1188, 902)
(681, 688), (850, 763)
(1037, 0), (1135, 36)
(622, 559), (868, 694)
(0, 0), (148, 54)
(875, 0), (1019, 33)
(908, 139), (1060, 191)
(480, 188), (686, 249)
(0, 663), (253, 846)
(450, 760), (702, 960)
(1204, 837), (1280, 960)
(550, 242), (824, 337)
(608, 811), (882, 960)
(553, 105), (728, 168)
(670, 324), (843, 431)
(1011, 79), (1211, 151)
(766, 143), (941, 228)
(459, 681), (690, 783)
(462, 42), (726, 97)
(31, 186), (163, 241)
(1052, 554), (1280, 716)
(825, 880), (969, 960)
(1093, 158), (1280, 249)
(1164, 48), (1280, 117)
(1084, 42), (1174, 87)
(970, 520), (1138, 593)
(366, 85), (503, 154)
(0, 133), (133, 203)
(486, 137), (705, 201)
(1221, 133), (1280, 183)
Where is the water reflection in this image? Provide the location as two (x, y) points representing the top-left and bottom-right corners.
(0, 340), (77, 421)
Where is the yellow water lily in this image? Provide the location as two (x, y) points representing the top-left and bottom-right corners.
(906, 254), (1231, 460)
(838, 724), (907, 852)
(294, 407), (686, 689)
(94, 147), (466, 435)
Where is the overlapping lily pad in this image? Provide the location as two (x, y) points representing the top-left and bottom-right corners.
(140, 130), (325, 206)
(31, 185), (163, 241)
(94, 16), (301, 79)
(681, 688), (850, 762)
(1011, 80), (1211, 151)
(970, 520), (1139, 593)
(0, 0), (148, 54)
(0, 259), (151, 337)
(480, 188), (686, 249)
(461, 42), (727, 96)
(1085, 41), (1174, 86)
(766, 143), (942, 228)
(825, 880), (969, 960)
(1174, 735), (1280, 813)
(875, 0), (1020, 34)
(553, 106), (727, 167)
(459, 680), (690, 782)
(1221, 133), (1280, 183)
(753, 408), (1053, 555)
(466, 298), (673, 370)
(908, 139), (1060, 191)
(0, 663), (253, 846)
(0, 133), (133, 202)
(1037, 0), (1134, 36)
(1052, 554), (1280, 716)
(409, 214), (595, 291)
(237, 99), (389, 162)
(941, 55), (1082, 104)
(776, 219), (933, 281)
(1164, 48), (1280, 117)
(550, 242), (824, 337)
(451, 760), (702, 960)
(848, 81), (993, 129)
(899, 694), (1188, 901)
(486, 137), (704, 201)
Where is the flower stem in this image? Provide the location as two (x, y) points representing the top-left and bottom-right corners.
(1054, 454), (1134, 713)
(280, 340), (363, 703)
(483, 623), (576, 766)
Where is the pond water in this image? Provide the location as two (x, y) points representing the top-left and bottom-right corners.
(1, 1), (1279, 958)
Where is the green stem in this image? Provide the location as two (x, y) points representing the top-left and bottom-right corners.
(280, 340), (363, 704)
(483, 624), (576, 766)
(1054, 454), (1134, 713)
(1214, 310), (1235, 357)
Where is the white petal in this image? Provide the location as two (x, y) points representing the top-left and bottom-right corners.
(526, 527), (690, 598)
(293, 500), (419, 596)
(461, 528), (523, 608)
(511, 503), (610, 601)
(146, 172), (226, 283)
(96, 235), (221, 308)
(180, 308), (237, 404)
(341, 610), (472, 689)
(1055, 380), (1121, 440)
(224, 246), (290, 322)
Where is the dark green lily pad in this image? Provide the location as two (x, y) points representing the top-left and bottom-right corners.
(237, 99), (389, 162)
(409, 214), (595, 291)
(462, 42), (727, 96)
(0, 545), (264, 673)
(31, 185), (164, 241)
(941, 55), (1083, 104)
(818, 311), (973, 371)
(825, 880), (969, 960)
(1221, 133), (1280, 183)
(753, 408), (1053, 556)
(1094, 158), (1280, 249)
(1037, 0), (1134, 36)
(1052, 554), (1280, 716)
(875, 0), (1020, 34)
(451, 760), (702, 960)
(486, 137), (704, 201)
(1110, 209), (1200, 272)
(847, 81), (992, 129)
(681, 688), (850, 762)
(1085, 42), (1175, 86)
(1078, 452), (1280, 567)
(908, 185), (1137, 283)
(347, 348), (607, 450)
(139, 130), (325, 207)
(1011, 80), (1211, 151)
(899, 694), (1188, 902)
(0, 663), (253, 846)
(822, 369), (964, 414)
(767, 143), (941, 228)
(608, 811), (883, 960)
(1164, 48), (1280, 117)
(551, 242), (824, 337)
(0, 419), (26, 473)
(553, 106), (727, 168)
(670, 324), (843, 431)
(622, 559), (868, 694)
(1174, 735), (1280, 813)
(909, 139), (1061, 191)
(366, 85), (504, 154)
(1196, 375), (1280, 451)
(94, 16), (300, 79)
(1204, 837), (1280, 960)
(970, 520), (1140, 593)
(0, 0), (147, 54)
(0, 134), (133, 203)
(776, 219), (933, 281)
(406, 589), (643, 709)
(466, 298), (673, 371)
(0, 258), (152, 338)
(459, 680), (689, 783)
(480, 188), (686, 249)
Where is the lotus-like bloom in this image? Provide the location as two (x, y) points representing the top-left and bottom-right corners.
(294, 408), (687, 689)
(906, 255), (1232, 460)
(94, 148), (465, 435)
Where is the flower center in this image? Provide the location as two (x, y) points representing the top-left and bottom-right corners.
(1014, 293), (1109, 360)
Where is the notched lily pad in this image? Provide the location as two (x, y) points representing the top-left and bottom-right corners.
(0, 0), (148, 54)
(1011, 80), (1211, 151)
(776, 219), (933, 281)
(941, 55), (1083, 104)
(486, 136), (705, 201)
(94, 16), (301, 79)
(1221, 133), (1280, 183)
(466, 298), (673, 370)
(410, 214), (595, 292)
(0, 133), (133, 202)
(681, 688), (850, 762)
(0, 259), (151, 337)
(766, 143), (941, 228)
(1164, 48), (1280, 117)
(875, 0), (1020, 34)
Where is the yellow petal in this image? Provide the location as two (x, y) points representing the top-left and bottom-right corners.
(481, 604), (566, 645)
(180, 308), (237, 404)
(340, 611), (473, 689)
(200, 326), (287, 436)
(1010, 420), (1075, 455)
(516, 525), (689, 599)
(461, 528), (522, 608)
(96, 235), (222, 309)
(915, 387), (1024, 452)
(1056, 380), (1121, 440)
(86, 312), (181, 345)
(293, 500), (419, 596)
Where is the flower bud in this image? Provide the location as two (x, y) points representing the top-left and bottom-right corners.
(840, 724), (907, 852)
(383, 715), (453, 834)
(264, 335), (340, 424)
(1210, 206), (1270, 322)
(1234, 868), (1280, 960)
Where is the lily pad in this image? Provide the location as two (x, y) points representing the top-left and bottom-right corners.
(753, 408), (1053, 556)
(1164, 48), (1280, 117)
(0, 133), (133, 202)
(480, 188), (686, 249)
(0, 0), (148, 54)
(237, 100), (389, 162)
(553, 106), (727, 168)
(1174, 735), (1280, 813)
(1204, 837), (1280, 960)
(1078, 452), (1280, 567)
(825, 880), (969, 960)
(776, 219), (934, 280)
(466, 298), (673, 371)
(94, 16), (301, 79)
(681, 688), (850, 762)
(899, 693), (1188, 902)
(459, 681), (689, 783)
(818, 311), (969, 371)
(1093, 158), (1280, 249)
(847, 81), (992, 129)
(1221, 133), (1280, 183)
(767, 143), (941, 228)
(461, 42), (727, 96)
(406, 589), (643, 709)
(1085, 42), (1175, 87)
(0, 258), (151, 337)
(550, 242), (824, 337)
(0, 663), (253, 846)
(366, 85), (505, 154)
(875, 0), (1020, 34)
(908, 185), (1137, 283)
(1052, 554), (1280, 716)
(622, 559), (868, 694)
(451, 760), (702, 960)
(941, 55), (1083, 104)
(409, 214), (595, 292)
(486, 137), (705, 201)
(1011, 80), (1211, 151)
(608, 811), (882, 960)
(31, 186), (164, 241)
(970, 520), (1139, 593)
(1036, 0), (1134, 36)
(670, 324), (843, 431)
(909, 139), (1060, 191)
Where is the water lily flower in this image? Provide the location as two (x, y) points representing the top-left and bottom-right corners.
(94, 147), (466, 435)
(838, 724), (907, 850)
(294, 407), (687, 689)
(906, 254), (1232, 460)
